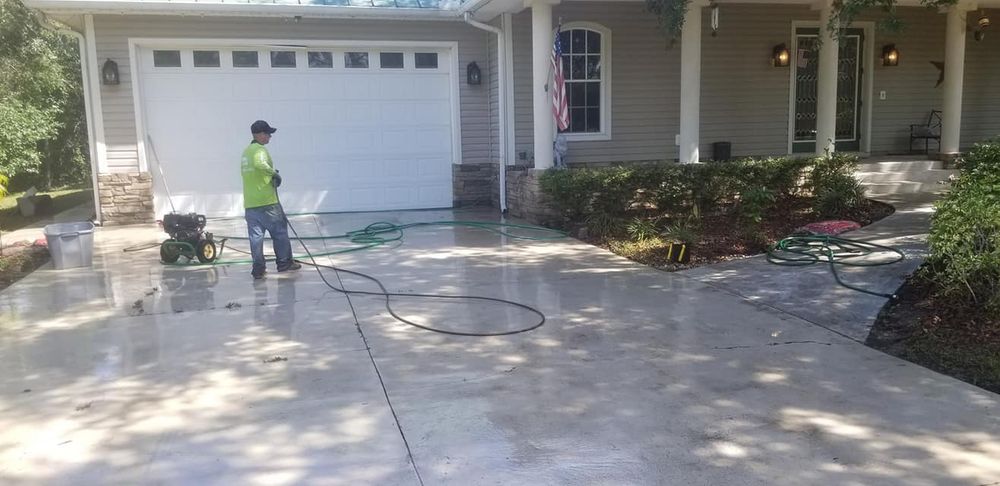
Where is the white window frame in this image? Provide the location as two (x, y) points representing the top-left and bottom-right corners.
(555, 22), (612, 142)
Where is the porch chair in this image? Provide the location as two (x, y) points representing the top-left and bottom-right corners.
(910, 110), (942, 155)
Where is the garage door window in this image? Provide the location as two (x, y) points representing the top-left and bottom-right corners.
(308, 51), (333, 68)
(153, 50), (181, 68)
(380, 52), (404, 69)
(345, 52), (369, 68)
(271, 51), (296, 68)
(193, 50), (220, 68)
(233, 51), (259, 68)
(415, 52), (438, 69)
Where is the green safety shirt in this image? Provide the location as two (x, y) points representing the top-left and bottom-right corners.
(241, 141), (278, 209)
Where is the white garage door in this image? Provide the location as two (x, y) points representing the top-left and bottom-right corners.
(137, 44), (457, 218)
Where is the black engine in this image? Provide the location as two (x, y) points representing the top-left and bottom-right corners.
(162, 212), (207, 243)
(160, 212), (221, 264)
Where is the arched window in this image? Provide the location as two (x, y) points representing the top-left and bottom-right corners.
(557, 23), (611, 140)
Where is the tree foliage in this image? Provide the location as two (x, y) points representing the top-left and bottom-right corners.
(0, 0), (89, 190)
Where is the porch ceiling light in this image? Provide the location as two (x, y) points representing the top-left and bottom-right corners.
(882, 44), (899, 67)
(102, 58), (120, 85)
(772, 43), (790, 67)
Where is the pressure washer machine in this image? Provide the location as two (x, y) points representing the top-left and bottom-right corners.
(159, 212), (224, 264)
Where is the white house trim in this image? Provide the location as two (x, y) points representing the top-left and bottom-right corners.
(83, 14), (108, 174)
(26, 0), (462, 20)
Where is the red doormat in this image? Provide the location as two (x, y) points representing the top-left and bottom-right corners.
(797, 220), (862, 236)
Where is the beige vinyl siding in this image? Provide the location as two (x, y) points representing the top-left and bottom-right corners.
(92, 15), (495, 172)
(865, 8), (945, 154)
(699, 5), (810, 157)
(961, 8), (1000, 148)
(512, 3), (681, 164)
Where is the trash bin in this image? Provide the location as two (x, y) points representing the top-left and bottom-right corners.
(712, 141), (732, 161)
(44, 221), (96, 270)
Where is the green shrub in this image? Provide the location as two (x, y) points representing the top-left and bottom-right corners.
(539, 169), (598, 220)
(959, 138), (1000, 176)
(627, 217), (660, 242)
(738, 185), (776, 224)
(585, 211), (622, 239)
(809, 153), (860, 194)
(928, 146), (1000, 314)
(813, 172), (868, 218)
(661, 217), (700, 244)
(753, 157), (812, 197)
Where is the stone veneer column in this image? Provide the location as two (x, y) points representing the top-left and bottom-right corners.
(97, 172), (155, 225)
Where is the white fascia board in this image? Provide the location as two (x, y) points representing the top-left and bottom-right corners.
(24, 0), (461, 20)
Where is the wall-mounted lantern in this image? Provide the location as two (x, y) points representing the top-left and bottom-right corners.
(102, 58), (120, 85)
(466, 61), (482, 85)
(772, 43), (790, 67)
(882, 44), (899, 66)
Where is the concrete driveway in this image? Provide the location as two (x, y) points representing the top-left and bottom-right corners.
(1, 210), (998, 485)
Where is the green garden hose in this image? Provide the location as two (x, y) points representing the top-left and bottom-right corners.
(160, 219), (566, 266)
(767, 235), (906, 299)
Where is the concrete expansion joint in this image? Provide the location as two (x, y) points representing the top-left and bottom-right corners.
(712, 340), (837, 350)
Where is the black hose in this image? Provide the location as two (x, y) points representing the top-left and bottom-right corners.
(276, 197), (546, 337)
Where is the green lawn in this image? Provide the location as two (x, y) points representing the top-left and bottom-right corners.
(0, 188), (93, 232)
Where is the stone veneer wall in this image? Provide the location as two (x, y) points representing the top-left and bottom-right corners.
(453, 163), (498, 208)
(504, 166), (561, 225)
(98, 173), (155, 225)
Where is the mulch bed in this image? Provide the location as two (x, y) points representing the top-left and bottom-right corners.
(0, 242), (51, 292)
(868, 273), (1000, 394)
(583, 197), (894, 270)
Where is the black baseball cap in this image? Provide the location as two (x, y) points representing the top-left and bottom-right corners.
(250, 120), (277, 135)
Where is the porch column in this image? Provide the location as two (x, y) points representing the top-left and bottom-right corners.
(679, 0), (706, 164)
(941, 5), (970, 155)
(527, 0), (560, 170)
(815, 0), (839, 156)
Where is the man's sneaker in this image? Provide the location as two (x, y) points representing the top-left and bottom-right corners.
(253, 271), (266, 280)
(278, 262), (302, 272)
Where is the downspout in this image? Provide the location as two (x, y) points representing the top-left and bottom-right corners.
(463, 12), (508, 213)
(37, 14), (103, 225)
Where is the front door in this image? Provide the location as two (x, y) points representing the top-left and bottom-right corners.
(792, 28), (864, 153)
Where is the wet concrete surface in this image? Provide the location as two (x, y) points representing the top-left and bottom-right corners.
(681, 191), (946, 342)
(0, 209), (998, 485)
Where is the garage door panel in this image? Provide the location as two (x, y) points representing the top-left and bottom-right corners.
(306, 76), (345, 99)
(343, 77), (377, 100)
(268, 76), (316, 101)
(378, 76), (415, 100)
(414, 127), (452, 153)
(383, 159), (420, 178)
(412, 75), (451, 100)
(341, 101), (378, 125)
(233, 78), (269, 100)
(416, 158), (450, 178)
(413, 102), (451, 125)
(418, 185), (451, 205)
(142, 45), (455, 216)
(380, 104), (414, 126)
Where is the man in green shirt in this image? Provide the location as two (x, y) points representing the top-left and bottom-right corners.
(242, 120), (300, 280)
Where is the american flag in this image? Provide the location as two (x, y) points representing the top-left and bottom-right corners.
(551, 26), (570, 132)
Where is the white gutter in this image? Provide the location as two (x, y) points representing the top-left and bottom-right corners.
(25, 0), (461, 20)
(37, 14), (103, 226)
(463, 11), (508, 213)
